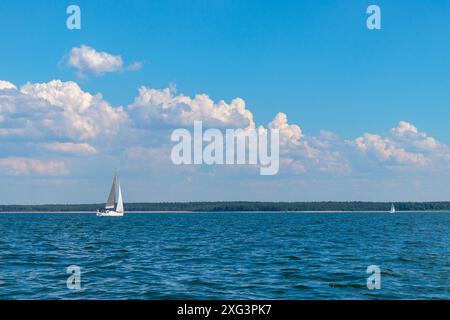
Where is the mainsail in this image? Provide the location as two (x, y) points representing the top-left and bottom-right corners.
(105, 175), (117, 209)
(116, 183), (124, 214)
(390, 203), (396, 213)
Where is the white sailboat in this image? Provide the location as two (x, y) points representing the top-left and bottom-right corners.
(97, 174), (124, 217)
(390, 203), (396, 214)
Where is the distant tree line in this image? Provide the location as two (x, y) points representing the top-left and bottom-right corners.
(1, 201), (450, 212)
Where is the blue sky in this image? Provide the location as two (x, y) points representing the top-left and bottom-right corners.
(1, 0), (450, 203)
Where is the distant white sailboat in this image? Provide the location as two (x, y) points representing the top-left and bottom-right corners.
(390, 203), (396, 214)
(97, 174), (124, 217)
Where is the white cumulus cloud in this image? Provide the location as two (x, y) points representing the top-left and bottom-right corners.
(0, 80), (127, 141)
(0, 80), (17, 90)
(391, 120), (441, 151)
(353, 133), (428, 165)
(268, 112), (303, 146)
(128, 86), (255, 129)
(0, 157), (68, 176)
(44, 142), (97, 155)
(68, 45), (142, 77)
(350, 121), (450, 168)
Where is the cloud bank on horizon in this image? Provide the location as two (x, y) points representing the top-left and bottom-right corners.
(1, 79), (449, 175)
(1, 45), (449, 202)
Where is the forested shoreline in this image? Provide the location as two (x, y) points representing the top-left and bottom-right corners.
(1, 201), (450, 212)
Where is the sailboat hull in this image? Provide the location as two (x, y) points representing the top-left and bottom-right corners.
(96, 210), (124, 217)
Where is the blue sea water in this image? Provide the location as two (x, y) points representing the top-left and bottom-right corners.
(0, 212), (448, 299)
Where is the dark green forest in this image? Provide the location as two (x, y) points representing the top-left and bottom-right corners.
(1, 201), (450, 212)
